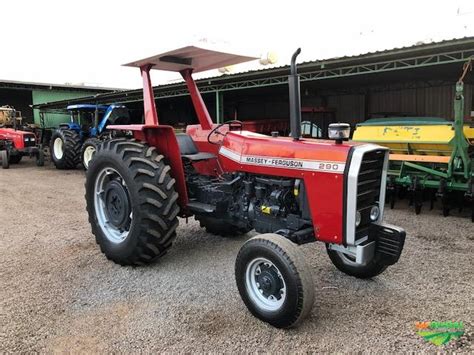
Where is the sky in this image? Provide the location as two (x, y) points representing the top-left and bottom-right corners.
(1, 0), (473, 89)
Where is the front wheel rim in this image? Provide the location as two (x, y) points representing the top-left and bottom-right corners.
(245, 257), (286, 311)
(53, 137), (64, 159)
(83, 145), (96, 168)
(336, 251), (359, 266)
(94, 167), (132, 244)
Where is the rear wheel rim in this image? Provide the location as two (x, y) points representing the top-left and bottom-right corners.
(83, 145), (96, 168)
(245, 257), (286, 311)
(53, 137), (64, 159)
(94, 167), (132, 244)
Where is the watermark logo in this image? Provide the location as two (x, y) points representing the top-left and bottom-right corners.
(416, 321), (464, 346)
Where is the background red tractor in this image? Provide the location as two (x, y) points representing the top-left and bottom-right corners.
(85, 46), (406, 328)
(0, 106), (44, 169)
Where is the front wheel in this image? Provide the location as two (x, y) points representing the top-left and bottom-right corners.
(81, 137), (101, 170)
(326, 245), (387, 279)
(1, 150), (9, 169)
(235, 234), (315, 328)
(85, 138), (180, 266)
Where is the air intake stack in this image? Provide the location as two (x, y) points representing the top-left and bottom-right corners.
(289, 48), (302, 140)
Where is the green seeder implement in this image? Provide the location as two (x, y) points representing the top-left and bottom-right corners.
(353, 60), (473, 220)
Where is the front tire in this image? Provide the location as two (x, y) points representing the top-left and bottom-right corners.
(85, 138), (180, 265)
(1, 150), (9, 169)
(50, 128), (81, 169)
(326, 245), (387, 279)
(81, 137), (101, 170)
(235, 234), (315, 328)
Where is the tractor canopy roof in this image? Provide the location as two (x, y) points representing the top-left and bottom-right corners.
(123, 46), (258, 73)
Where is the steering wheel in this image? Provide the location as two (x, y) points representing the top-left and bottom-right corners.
(207, 120), (243, 145)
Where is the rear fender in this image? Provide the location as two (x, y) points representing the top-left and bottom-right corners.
(108, 124), (189, 214)
(59, 122), (81, 132)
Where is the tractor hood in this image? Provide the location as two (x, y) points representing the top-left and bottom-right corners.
(0, 128), (36, 148)
(219, 131), (365, 176)
(0, 127), (35, 139)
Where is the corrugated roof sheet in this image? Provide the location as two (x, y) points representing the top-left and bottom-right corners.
(33, 36), (474, 109)
(0, 79), (120, 92)
(196, 36), (474, 82)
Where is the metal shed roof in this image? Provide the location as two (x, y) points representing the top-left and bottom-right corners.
(0, 79), (117, 92)
(33, 36), (474, 110)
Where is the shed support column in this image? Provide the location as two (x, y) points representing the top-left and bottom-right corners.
(140, 65), (159, 126)
(364, 89), (371, 121)
(39, 111), (45, 128)
(215, 91), (224, 124)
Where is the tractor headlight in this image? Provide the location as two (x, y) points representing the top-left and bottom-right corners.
(328, 123), (350, 142)
(370, 205), (380, 221)
(355, 211), (361, 227)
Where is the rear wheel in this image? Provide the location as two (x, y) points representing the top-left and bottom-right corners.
(196, 215), (251, 237)
(81, 137), (101, 170)
(235, 233), (315, 328)
(50, 128), (81, 169)
(1, 150), (9, 169)
(85, 138), (180, 265)
(326, 245), (387, 279)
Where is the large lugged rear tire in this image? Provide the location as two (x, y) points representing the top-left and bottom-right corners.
(326, 245), (387, 279)
(50, 128), (81, 169)
(85, 138), (180, 265)
(196, 215), (251, 237)
(235, 234), (315, 328)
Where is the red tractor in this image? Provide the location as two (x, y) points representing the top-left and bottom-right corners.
(85, 46), (406, 328)
(0, 110), (44, 169)
(0, 129), (44, 169)
(0, 105), (45, 168)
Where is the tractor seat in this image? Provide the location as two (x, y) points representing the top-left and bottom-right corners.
(176, 133), (216, 162)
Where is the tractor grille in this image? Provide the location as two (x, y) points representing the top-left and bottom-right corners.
(355, 149), (385, 239)
(23, 135), (36, 148)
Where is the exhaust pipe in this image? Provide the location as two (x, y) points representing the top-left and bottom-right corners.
(289, 48), (302, 140)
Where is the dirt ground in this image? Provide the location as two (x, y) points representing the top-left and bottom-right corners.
(1, 159), (473, 353)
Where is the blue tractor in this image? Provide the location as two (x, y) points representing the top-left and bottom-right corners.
(50, 104), (130, 169)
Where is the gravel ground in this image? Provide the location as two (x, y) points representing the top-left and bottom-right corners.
(1, 159), (473, 353)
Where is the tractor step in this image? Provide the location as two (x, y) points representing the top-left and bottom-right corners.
(187, 201), (216, 214)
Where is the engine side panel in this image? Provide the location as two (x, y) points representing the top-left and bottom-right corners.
(218, 132), (352, 244)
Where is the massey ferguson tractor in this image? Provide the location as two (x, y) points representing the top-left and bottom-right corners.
(0, 106), (44, 168)
(85, 46), (406, 328)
